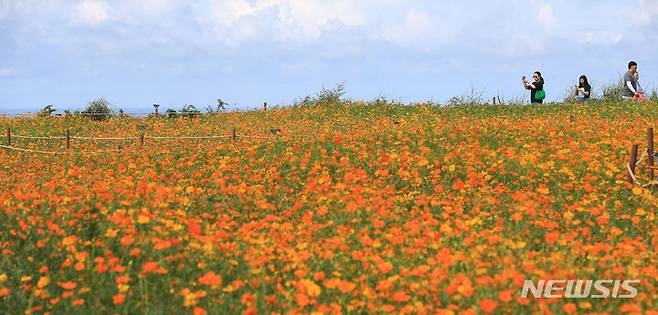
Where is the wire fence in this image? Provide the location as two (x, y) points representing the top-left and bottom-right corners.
(626, 128), (657, 189)
(0, 126), (287, 156)
(0, 108), (265, 118)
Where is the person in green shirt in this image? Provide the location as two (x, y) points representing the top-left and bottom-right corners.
(522, 71), (545, 104)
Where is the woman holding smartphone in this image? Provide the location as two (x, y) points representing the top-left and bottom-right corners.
(522, 71), (545, 104)
(575, 75), (591, 102)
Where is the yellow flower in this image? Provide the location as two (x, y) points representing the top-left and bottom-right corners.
(137, 214), (151, 224)
(537, 187), (550, 195)
(105, 229), (118, 237)
(118, 284), (130, 293)
(579, 302), (592, 309)
(37, 276), (50, 289)
(301, 279), (321, 297)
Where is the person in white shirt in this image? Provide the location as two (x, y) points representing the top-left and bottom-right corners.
(622, 61), (640, 101)
(633, 72), (645, 101)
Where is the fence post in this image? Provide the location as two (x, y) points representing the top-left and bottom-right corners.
(492, 97), (496, 105)
(263, 102), (267, 111)
(136, 125), (145, 148)
(628, 144), (639, 185)
(6, 128), (10, 146)
(232, 128), (237, 141)
(648, 128), (655, 181)
(66, 129), (70, 150)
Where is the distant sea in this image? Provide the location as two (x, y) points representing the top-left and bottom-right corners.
(0, 105), (263, 117)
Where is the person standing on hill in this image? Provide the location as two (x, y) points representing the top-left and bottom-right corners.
(622, 61), (640, 101)
(633, 71), (646, 101)
(575, 75), (591, 102)
(522, 71), (545, 104)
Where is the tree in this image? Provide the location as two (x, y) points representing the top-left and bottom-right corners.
(83, 98), (114, 121)
(38, 104), (56, 117)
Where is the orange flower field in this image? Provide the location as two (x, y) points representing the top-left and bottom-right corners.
(0, 102), (657, 314)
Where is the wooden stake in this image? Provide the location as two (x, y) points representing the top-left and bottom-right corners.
(628, 144), (639, 184)
(648, 128), (655, 180)
(139, 131), (145, 148)
(6, 128), (10, 146)
(263, 102), (267, 111)
(492, 97), (496, 105)
(232, 128), (237, 141)
(66, 129), (70, 150)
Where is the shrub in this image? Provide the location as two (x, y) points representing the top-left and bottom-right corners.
(181, 104), (201, 117)
(83, 98), (114, 121)
(206, 99), (230, 114)
(446, 86), (485, 106)
(38, 104), (56, 117)
(295, 82), (348, 106)
(165, 108), (178, 118)
(601, 77), (625, 101)
(316, 82), (346, 104)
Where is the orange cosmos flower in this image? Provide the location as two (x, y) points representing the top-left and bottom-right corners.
(113, 293), (126, 305)
(391, 291), (410, 303)
(142, 261), (166, 274)
(57, 281), (77, 290)
(198, 271), (222, 286)
(479, 299), (497, 314)
(188, 222), (202, 236)
(193, 307), (207, 315)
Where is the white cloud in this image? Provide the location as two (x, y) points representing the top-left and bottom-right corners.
(72, 0), (109, 26)
(2, 1), (654, 57)
(194, 0), (371, 44)
(537, 3), (557, 28)
(0, 0), (9, 19)
(273, 0), (367, 39)
(0, 67), (16, 77)
(378, 9), (446, 49)
(112, 0), (180, 20)
(628, 0), (658, 25)
(577, 30), (624, 45)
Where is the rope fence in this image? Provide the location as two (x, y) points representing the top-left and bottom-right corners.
(626, 127), (657, 189)
(71, 136), (140, 140)
(0, 144), (69, 155)
(146, 136), (232, 140)
(1, 126), (284, 155)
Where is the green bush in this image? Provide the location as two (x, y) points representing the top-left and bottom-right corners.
(83, 98), (114, 121)
(180, 104), (201, 117)
(295, 82), (348, 106)
(205, 99), (230, 113)
(165, 108), (178, 118)
(38, 104), (56, 117)
(601, 77), (625, 101)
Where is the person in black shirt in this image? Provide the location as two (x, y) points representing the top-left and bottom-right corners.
(522, 71), (545, 104)
(575, 75), (591, 102)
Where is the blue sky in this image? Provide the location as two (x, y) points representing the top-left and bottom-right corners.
(1, 0), (657, 112)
